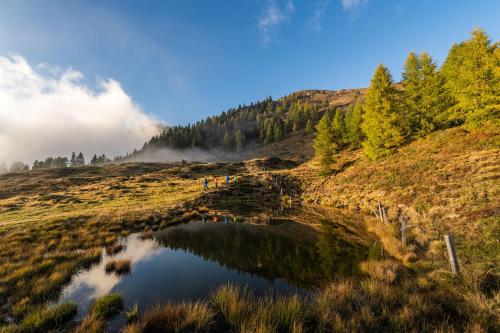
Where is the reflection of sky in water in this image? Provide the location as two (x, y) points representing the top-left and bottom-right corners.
(59, 228), (303, 321)
(60, 235), (162, 316)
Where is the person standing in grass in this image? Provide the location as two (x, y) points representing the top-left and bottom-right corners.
(225, 175), (230, 187)
(203, 177), (208, 190)
(214, 176), (219, 188)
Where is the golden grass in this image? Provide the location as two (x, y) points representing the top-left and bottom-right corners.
(72, 313), (106, 333)
(114, 279), (498, 333)
(0, 127), (498, 332)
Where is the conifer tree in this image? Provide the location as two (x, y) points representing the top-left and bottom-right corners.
(234, 129), (245, 152)
(361, 65), (407, 160)
(314, 110), (336, 174)
(442, 28), (499, 129)
(76, 152), (85, 166)
(418, 51), (452, 134)
(273, 123), (283, 142)
(403, 51), (451, 137)
(70, 152), (77, 167)
(402, 52), (422, 133)
(264, 121), (274, 144)
(91, 154), (98, 165)
(223, 131), (233, 150)
(305, 119), (314, 134)
(331, 109), (346, 146)
(345, 100), (363, 147)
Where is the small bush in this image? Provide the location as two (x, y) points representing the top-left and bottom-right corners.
(90, 293), (124, 319)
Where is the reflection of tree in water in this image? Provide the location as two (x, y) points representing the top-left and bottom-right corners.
(154, 220), (369, 289)
(316, 221), (369, 279)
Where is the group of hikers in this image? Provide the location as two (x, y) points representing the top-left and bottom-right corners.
(203, 174), (238, 190)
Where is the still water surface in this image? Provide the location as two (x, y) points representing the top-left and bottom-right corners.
(60, 217), (374, 326)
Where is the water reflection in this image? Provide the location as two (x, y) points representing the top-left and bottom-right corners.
(60, 236), (161, 315)
(60, 216), (375, 321)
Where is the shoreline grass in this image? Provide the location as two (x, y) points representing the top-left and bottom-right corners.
(105, 258), (131, 275)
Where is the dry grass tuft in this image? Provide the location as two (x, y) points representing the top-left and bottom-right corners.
(141, 301), (214, 332)
(359, 259), (402, 284)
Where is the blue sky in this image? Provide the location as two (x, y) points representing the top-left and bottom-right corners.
(0, 0), (498, 125)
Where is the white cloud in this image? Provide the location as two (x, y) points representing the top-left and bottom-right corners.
(341, 0), (368, 10)
(258, 0), (294, 45)
(309, 0), (331, 32)
(0, 55), (161, 165)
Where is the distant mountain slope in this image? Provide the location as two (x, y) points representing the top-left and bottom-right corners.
(117, 88), (366, 162)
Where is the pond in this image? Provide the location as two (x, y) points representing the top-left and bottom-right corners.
(59, 214), (379, 329)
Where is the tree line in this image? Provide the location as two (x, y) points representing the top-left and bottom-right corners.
(32, 152), (111, 170)
(314, 28), (498, 173)
(0, 152), (113, 174)
(115, 95), (329, 161)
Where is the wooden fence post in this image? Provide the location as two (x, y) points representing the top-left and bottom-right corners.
(444, 234), (459, 274)
(377, 201), (383, 223)
(399, 216), (406, 246)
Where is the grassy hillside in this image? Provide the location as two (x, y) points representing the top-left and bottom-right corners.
(291, 127), (499, 268)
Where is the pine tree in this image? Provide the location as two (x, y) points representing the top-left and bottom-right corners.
(76, 152), (85, 166)
(234, 129), (246, 152)
(402, 52), (422, 133)
(314, 110), (336, 174)
(418, 51), (452, 135)
(361, 65), (407, 160)
(331, 109), (346, 146)
(273, 123), (283, 142)
(223, 131), (233, 150)
(91, 154), (98, 165)
(305, 119), (314, 134)
(442, 28), (499, 129)
(345, 100), (363, 147)
(70, 152), (77, 167)
(264, 121), (274, 144)
(403, 51), (451, 137)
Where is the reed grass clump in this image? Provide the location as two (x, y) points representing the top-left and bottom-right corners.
(210, 284), (252, 329)
(90, 293), (124, 319)
(73, 312), (106, 333)
(14, 302), (77, 333)
(140, 301), (214, 332)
